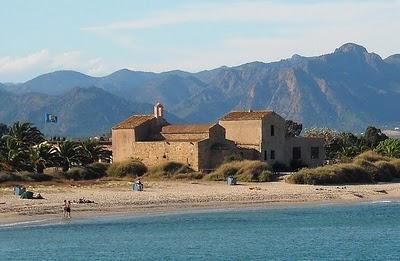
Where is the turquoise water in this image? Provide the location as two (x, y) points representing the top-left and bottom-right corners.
(1, 202), (400, 260)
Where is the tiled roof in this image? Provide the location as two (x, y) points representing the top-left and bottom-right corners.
(161, 124), (214, 134)
(220, 111), (273, 121)
(113, 115), (154, 129)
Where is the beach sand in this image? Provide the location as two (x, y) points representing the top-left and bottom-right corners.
(1, 178), (400, 225)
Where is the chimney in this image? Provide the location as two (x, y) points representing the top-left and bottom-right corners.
(154, 102), (164, 118)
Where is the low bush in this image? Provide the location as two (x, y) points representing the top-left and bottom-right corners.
(205, 160), (273, 182)
(145, 161), (193, 179)
(287, 163), (372, 185)
(354, 150), (391, 163)
(391, 159), (400, 178)
(57, 163), (109, 181)
(0, 172), (24, 183)
(272, 161), (289, 172)
(107, 160), (147, 178)
(22, 172), (54, 182)
(174, 172), (205, 180)
(373, 161), (396, 182)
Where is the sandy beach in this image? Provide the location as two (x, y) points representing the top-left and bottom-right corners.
(2, 178), (400, 226)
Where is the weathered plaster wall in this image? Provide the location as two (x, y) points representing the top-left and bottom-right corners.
(219, 120), (262, 149)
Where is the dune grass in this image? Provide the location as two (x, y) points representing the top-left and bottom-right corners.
(106, 160), (147, 178)
(205, 160), (273, 182)
(144, 161), (203, 180)
(287, 150), (400, 185)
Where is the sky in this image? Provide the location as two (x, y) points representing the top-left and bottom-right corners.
(0, 0), (399, 82)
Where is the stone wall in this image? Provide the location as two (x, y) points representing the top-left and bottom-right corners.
(130, 141), (200, 170)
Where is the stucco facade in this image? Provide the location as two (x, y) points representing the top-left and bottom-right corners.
(219, 110), (325, 168)
(112, 104), (325, 171)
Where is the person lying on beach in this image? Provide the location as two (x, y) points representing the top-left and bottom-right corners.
(74, 198), (95, 204)
(33, 193), (44, 199)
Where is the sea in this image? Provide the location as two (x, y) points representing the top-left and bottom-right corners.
(1, 201), (400, 260)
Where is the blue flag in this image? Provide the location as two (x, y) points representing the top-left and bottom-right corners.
(45, 113), (58, 123)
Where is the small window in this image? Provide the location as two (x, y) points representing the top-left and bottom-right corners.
(270, 125), (275, 136)
(293, 147), (301, 160)
(270, 150), (275, 160)
(311, 147), (319, 159)
(264, 150), (267, 160)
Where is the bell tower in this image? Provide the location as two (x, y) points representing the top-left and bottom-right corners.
(154, 102), (164, 118)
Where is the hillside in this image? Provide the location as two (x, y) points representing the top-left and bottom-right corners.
(0, 87), (181, 137)
(2, 43), (400, 132)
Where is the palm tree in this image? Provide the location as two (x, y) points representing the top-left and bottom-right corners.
(0, 135), (31, 171)
(375, 138), (400, 158)
(5, 122), (44, 147)
(80, 139), (111, 165)
(29, 143), (57, 173)
(53, 140), (81, 171)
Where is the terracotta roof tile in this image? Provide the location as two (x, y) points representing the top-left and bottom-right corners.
(113, 115), (154, 129)
(161, 124), (214, 134)
(220, 111), (273, 121)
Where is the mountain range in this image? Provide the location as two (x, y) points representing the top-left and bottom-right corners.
(1, 43), (399, 137)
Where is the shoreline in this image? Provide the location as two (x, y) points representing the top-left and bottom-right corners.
(1, 198), (398, 229)
(2, 180), (400, 228)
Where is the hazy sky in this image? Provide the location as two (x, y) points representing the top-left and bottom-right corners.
(1, 0), (399, 82)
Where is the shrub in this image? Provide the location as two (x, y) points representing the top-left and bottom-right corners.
(290, 159), (308, 171)
(372, 161), (396, 182)
(107, 160), (147, 178)
(57, 163), (108, 181)
(272, 161), (289, 172)
(145, 161), (193, 179)
(223, 154), (243, 163)
(0, 172), (24, 183)
(23, 172), (53, 182)
(174, 172), (205, 180)
(391, 159), (400, 178)
(287, 163), (372, 185)
(354, 150), (391, 163)
(206, 160), (272, 182)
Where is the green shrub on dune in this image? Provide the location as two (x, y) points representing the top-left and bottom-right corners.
(107, 160), (147, 178)
(287, 164), (371, 185)
(145, 161), (199, 179)
(206, 160), (273, 182)
(59, 162), (109, 180)
(288, 150), (399, 185)
(354, 150), (391, 163)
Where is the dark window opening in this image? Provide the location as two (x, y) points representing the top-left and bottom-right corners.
(264, 150), (267, 161)
(270, 150), (275, 160)
(311, 147), (319, 159)
(270, 125), (275, 136)
(292, 147), (301, 160)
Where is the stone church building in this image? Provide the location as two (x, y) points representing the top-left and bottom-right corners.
(112, 103), (325, 171)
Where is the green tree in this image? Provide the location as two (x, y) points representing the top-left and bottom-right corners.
(285, 120), (303, 137)
(29, 143), (57, 173)
(375, 138), (400, 158)
(53, 140), (81, 171)
(0, 123), (8, 137)
(0, 135), (31, 171)
(362, 126), (388, 149)
(80, 139), (111, 165)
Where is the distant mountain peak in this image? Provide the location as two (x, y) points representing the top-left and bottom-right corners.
(335, 43), (368, 55)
